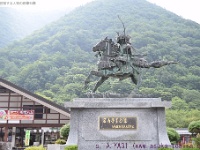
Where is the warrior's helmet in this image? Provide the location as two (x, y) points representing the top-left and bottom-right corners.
(116, 34), (131, 45)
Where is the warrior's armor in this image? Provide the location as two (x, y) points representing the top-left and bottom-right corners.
(94, 34), (136, 74)
(112, 34), (136, 73)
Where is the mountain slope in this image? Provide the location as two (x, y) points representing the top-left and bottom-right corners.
(0, 0), (199, 107)
(0, 7), (71, 48)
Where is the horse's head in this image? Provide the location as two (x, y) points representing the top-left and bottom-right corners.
(93, 37), (112, 52)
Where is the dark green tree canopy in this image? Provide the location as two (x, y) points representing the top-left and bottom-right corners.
(167, 127), (180, 144)
(188, 120), (200, 134)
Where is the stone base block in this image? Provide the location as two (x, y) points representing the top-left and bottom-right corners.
(65, 98), (171, 150)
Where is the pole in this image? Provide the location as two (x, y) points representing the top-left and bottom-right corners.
(41, 129), (44, 146)
(3, 127), (8, 142)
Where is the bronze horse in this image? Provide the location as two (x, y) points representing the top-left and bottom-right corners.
(84, 37), (177, 92)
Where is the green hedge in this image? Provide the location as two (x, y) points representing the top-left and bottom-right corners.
(55, 139), (66, 145)
(24, 145), (46, 150)
(64, 145), (78, 150)
(181, 148), (200, 150)
(158, 148), (173, 150)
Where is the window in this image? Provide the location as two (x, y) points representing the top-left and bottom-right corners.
(44, 107), (50, 114)
(23, 105), (43, 119)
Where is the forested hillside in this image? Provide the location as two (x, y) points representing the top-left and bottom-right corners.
(0, 0), (199, 117)
(0, 8), (70, 48)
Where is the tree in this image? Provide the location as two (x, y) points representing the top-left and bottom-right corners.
(188, 114), (200, 148)
(60, 124), (70, 140)
(171, 96), (188, 110)
(166, 109), (200, 128)
(188, 120), (200, 134)
(193, 133), (200, 148)
(167, 127), (180, 144)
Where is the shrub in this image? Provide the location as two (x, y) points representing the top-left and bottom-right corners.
(181, 148), (199, 150)
(60, 123), (70, 140)
(64, 145), (78, 150)
(193, 133), (200, 148)
(24, 145), (46, 150)
(188, 120), (200, 134)
(158, 148), (173, 150)
(167, 127), (180, 144)
(182, 142), (193, 148)
(55, 139), (66, 145)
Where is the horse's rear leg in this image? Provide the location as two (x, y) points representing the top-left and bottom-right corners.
(93, 76), (109, 93)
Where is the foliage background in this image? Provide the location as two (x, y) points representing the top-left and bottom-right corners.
(0, 0), (199, 128)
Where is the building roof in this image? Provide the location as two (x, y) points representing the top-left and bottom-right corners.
(0, 78), (70, 117)
(175, 128), (192, 135)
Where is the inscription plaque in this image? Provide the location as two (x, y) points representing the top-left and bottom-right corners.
(99, 117), (137, 130)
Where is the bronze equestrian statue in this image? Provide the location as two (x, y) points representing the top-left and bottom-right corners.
(84, 33), (177, 93)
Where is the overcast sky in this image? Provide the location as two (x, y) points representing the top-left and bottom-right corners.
(147, 0), (200, 24)
(1, 0), (200, 24)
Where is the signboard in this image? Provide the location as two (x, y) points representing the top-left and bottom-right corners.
(0, 110), (34, 120)
(99, 117), (137, 130)
(25, 130), (31, 146)
(0, 110), (8, 119)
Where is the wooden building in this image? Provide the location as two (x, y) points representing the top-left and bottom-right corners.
(176, 128), (192, 146)
(0, 78), (70, 147)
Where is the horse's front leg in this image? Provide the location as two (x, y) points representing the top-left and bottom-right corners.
(84, 70), (104, 89)
(93, 76), (109, 93)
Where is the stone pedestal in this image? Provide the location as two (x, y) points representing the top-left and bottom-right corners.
(0, 142), (11, 150)
(65, 98), (171, 150)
